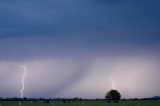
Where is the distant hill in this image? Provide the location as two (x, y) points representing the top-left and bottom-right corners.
(151, 96), (160, 100)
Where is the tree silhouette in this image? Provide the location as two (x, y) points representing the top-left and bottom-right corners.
(105, 89), (121, 102)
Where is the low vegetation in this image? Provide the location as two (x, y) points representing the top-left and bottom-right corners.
(0, 100), (160, 106)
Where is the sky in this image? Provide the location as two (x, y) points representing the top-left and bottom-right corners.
(0, 0), (160, 99)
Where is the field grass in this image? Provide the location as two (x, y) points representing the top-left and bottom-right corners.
(0, 100), (160, 106)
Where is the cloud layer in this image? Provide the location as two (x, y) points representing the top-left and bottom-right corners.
(0, 0), (160, 98)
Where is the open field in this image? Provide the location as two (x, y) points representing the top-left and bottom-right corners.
(0, 100), (160, 106)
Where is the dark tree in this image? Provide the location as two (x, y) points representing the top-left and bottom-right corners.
(105, 89), (121, 101)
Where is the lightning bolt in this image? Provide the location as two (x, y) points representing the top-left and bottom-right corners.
(110, 66), (123, 89)
(110, 66), (123, 90)
(110, 71), (116, 89)
(20, 65), (27, 98)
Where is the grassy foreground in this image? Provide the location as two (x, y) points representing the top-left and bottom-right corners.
(0, 100), (160, 106)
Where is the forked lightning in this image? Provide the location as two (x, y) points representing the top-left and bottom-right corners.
(20, 65), (27, 98)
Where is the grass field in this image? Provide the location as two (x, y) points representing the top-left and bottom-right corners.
(0, 100), (160, 106)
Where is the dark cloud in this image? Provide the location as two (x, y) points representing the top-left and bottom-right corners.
(0, 0), (160, 40)
(0, 0), (160, 98)
(91, 0), (126, 5)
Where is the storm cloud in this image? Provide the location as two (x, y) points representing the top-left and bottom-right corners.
(0, 0), (160, 98)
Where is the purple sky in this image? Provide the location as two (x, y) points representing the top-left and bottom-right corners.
(0, 0), (160, 98)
